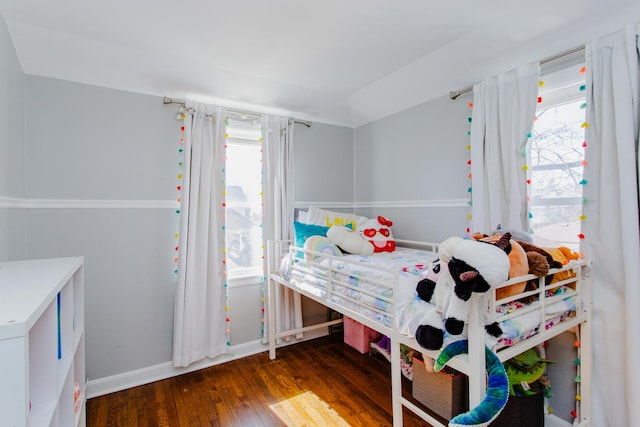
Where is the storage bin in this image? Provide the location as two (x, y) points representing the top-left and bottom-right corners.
(412, 357), (469, 420)
(343, 316), (380, 354)
(492, 382), (544, 427)
(328, 309), (343, 335)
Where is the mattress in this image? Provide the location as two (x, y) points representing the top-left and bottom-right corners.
(279, 246), (580, 351)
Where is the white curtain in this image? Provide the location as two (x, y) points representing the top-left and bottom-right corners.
(262, 116), (302, 343)
(173, 102), (228, 367)
(470, 63), (541, 234)
(583, 25), (640, 426)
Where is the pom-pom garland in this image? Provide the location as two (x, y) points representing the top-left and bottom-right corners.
(465, 103), (474, 236)
(530, 66), (589, 246)
(174, 115), (185, 273)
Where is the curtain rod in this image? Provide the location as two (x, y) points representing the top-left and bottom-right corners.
(163, 97), (312, 128)
(449, 45), (586, 100)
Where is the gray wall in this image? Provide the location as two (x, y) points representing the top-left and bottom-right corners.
(26, 208), (177, 377)
(354, 94), (472, 242)
(294, 122), (354, 204)
(0, 15), (25, 261)
(24, 77), (178, 200)
(23, 76), (180, 379)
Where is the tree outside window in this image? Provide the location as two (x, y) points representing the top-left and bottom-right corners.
(528, 66), (586, 250)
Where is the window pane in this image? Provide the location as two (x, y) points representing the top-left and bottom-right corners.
(529, 98), (585, 249)
(224, 124), (263, 279)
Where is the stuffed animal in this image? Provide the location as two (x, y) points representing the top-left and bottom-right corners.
(327, 225), (374, 255)
(504, 348), (554, 396)
(516, 240), (563, 269)
(472, 232), (529, 299)
(415, 237), (461, 331)
(516, 240), (563, 286)
(415, 234), (512, 350)
(473, 232), (559, 299)
(417, 258), (443, 291)
(357, 215), (395, 252)
(543, 246), (580, 284)
(436, 340), (509, 427)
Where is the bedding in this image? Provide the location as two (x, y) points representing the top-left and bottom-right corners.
(282, 246), (437, 331)
(280, 245), (580, 352)
(493, 292), (576, 350)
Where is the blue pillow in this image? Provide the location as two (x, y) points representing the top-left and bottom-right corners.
(293, 221), (330, 248)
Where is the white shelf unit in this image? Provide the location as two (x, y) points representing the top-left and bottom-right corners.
(0, 257), (86, 427)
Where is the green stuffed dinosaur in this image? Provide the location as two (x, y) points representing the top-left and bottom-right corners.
(504, 348), (554, 396)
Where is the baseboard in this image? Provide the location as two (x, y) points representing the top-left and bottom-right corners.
(544, 413), (572, 427)
(86, 329), (328, 399)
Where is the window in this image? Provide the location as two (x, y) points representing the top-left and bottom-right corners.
(224, 115), (264, 281)
(528, 65), (586, 249)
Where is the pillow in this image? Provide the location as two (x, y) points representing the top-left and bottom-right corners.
(295, 208), (308, 224)
(305, 206), (367, 230)
(358, 215), (396, 253)
(327, 225), (374, 255)
(303, 235), (342, 260)
(293, 221), (330, 249)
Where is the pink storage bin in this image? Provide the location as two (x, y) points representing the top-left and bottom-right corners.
(343, 316), (381, 354)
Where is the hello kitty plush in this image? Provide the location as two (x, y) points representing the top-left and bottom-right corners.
(358, 215), (395, 252)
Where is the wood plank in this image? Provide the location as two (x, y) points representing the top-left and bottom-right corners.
(87, 335), (434, 426)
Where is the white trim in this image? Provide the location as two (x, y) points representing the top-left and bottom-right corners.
(355, 199), (468, 208)
(2, 197), (466, 210)
(0, 196), (24, 208)
(295, 199), (468, 210)
(294, 201), (355, 209)
(0, 196), (179, 209)
(544, 414), (573, 427)
(85, 329), (328, 399)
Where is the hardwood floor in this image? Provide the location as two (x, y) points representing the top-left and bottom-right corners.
(87, 334), (438, 426)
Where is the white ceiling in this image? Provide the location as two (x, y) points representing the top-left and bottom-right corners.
(1, 0), (639, 127)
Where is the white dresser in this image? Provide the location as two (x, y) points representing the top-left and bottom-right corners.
(0, 257), (85, 427)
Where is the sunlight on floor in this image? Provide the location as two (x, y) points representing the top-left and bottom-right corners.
(269, 391), (351, 426)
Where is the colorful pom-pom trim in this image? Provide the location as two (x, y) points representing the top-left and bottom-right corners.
(465, 102), (473, 236)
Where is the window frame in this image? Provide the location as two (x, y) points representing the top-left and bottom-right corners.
(527, 64), (586, 249)
(224, 117), (265, 284)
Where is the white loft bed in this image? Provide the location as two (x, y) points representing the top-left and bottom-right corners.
(266, 239), (592, 427)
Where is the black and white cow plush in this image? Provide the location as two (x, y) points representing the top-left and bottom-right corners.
(415, 233), (512, 350)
